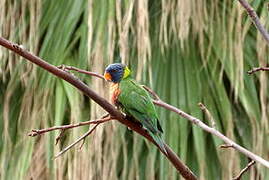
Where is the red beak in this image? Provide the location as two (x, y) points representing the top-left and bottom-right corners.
(104, 72), (112, 81)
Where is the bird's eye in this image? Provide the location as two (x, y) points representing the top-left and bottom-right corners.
(111, 69), (117, 72)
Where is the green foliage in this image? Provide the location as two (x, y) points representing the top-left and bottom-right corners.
(0, 0), (269, 179)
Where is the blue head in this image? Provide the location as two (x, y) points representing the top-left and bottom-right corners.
(104, 63), (131, 83)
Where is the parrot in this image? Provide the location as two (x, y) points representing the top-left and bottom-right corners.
(104, 63), (167, 154)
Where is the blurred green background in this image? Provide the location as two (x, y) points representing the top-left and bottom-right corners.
(0, 0), (269, 179)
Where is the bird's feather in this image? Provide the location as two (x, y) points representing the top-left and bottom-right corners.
(116, 77), (166, 154)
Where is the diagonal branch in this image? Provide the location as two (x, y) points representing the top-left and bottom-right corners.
(151, 97), (269, 168)
(50, 65), (269, 169)
(142, 85), (160, 100)
(237, 0), (269, 44)
(0, 37), (197, 180)
(54, 123), (100, 158)
(54, 113), (109, 146)
(142, 85), (269, 168)
(233, 160), (256, 180)
(238, 1), (269, 75)
(34, 115), (113, 158)
(55, 129), (65, 145)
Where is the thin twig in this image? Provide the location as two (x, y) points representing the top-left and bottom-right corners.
(28, 117), (112, 137)
(237, 0), (269, 44)
(54, 123), (100, 158)
(78, 114), (111, 150)
(219, 144), (234, 149)
(55, 129), (65, 145)
(233, 160), (256, 180)
(0, 37), (197, 180)
(247, 67), (269, 75)
(79, 138), (86, 150)
(142, 85), (160, 100)
(58, 65), (105, 80)
(198, 102), (216, 128)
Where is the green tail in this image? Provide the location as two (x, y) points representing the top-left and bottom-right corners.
(150, 132), (167, 155)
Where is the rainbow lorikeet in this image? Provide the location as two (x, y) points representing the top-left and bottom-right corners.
(104, 63), (166, 154)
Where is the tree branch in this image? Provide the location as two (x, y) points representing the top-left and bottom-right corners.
(28, 116), (112, 137)
(247, 67), (269, 74)
(30, 115), (112, 157)
(238, 1), (269, 74)
(198, 103), (216, 128)
(237, 0), (269, 44)
(219, 144), (234, 149)
(54, 123), (100, 158)
(151, 98), (269, 168)
(55, 129), (65, 145)
(233, 160), (256, 180)
(29, 115), (113, 158)
(54, 65), (269, 169)
(58, 65), (105, 80)
(0, 37), (197, 180)
(142, 85), (161, 100)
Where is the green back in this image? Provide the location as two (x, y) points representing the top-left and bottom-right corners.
(118, 77), (162, 134)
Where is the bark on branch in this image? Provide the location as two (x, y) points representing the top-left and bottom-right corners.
(233, 160), (255, 180)
(238, 1), (269, 74)
(60, 66), (269, 169)
(28, 116), (112, 137)
(152, 98), (269, 168)
(247, 67), (269, 74)
(54, 123), (100, 159)
(237, 0), (269, 44)
(0, 37), (197, 180)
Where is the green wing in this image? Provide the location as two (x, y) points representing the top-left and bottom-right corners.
(118, 78), (162, 134)
(117, 78), (167, 154)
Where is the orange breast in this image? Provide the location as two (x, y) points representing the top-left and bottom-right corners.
(111, 83), (121, 105)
